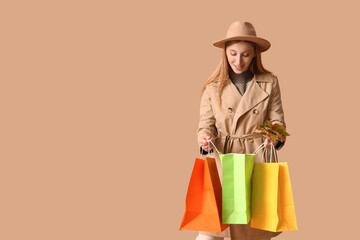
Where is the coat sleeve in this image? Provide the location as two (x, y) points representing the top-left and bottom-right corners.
(265, 74), (287, 150)
(197, 85), (218, 142)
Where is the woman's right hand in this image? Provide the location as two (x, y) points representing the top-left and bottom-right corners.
(198, 134), (214, 152)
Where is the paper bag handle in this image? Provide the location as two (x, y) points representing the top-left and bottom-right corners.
(206, 139), (222, 156)
(206, 139), (268, 157)
(262, 141), (278, 163)
(200, 140), (215, 157)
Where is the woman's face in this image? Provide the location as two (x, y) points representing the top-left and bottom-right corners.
(226, 41), (256, 74)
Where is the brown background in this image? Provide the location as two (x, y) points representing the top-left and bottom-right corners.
(1, 0), (359, 239)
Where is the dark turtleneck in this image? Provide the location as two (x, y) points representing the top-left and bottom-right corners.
(229, 68), (254, 95)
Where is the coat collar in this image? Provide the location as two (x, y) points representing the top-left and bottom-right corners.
(253, 72), (273, 83)
(229, 72), (273, 134)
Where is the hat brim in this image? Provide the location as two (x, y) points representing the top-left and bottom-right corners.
(213, 35), (271, 52)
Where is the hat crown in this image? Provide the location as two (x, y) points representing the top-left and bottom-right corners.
(212, 20), (270, 52)
(226, 21), (257, 38)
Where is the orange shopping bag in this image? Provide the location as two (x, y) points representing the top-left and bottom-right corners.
(179, 155), (229, 232)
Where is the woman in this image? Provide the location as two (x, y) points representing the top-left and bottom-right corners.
(196, 21), (287, 240)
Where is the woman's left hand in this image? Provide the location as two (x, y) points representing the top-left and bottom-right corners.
(264, 135), (278, 149)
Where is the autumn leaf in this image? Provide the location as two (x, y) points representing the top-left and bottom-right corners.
(263, 120), (273, 129)
(254, 120), (290, 142)
(272, 124), (290, 137)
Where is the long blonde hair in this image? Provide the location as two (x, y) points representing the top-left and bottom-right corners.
(200, 40), (272, 107)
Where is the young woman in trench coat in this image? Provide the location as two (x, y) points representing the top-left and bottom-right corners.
(195, 21), (287, 240)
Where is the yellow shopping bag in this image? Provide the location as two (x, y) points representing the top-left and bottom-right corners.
(251, 142), (298, 232)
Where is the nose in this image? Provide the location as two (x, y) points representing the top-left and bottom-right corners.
(235, 55), (242, 66)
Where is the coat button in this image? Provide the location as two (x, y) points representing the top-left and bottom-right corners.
(253, 109), (259, 114)
(228, 107), (233, 113)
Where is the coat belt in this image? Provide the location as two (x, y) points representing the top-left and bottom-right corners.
(217, 132), (263, 139)
(216, 132), (263, 154)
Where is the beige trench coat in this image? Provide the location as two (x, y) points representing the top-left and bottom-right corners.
(197, 72), (286, 240)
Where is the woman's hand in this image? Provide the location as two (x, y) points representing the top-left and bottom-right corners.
(198, 134), (214, 152)
(264, 135), (278, 149)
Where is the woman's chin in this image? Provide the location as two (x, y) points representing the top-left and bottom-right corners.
(233, 68), (245, 73)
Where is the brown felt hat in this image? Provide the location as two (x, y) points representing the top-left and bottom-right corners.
(213, 21), (271, 52)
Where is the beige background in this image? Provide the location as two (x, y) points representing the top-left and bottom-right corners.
(1, 0), (359, 239)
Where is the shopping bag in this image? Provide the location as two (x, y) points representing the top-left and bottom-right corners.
(221, 153), (254, 224)
(207, 140), (264, 224)
(251, 142), (298, 232)
(179, 156), (229, 232)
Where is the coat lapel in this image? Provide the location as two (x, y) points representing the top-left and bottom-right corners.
(227, 78), (243, 107)
(230, 73), (273, 134)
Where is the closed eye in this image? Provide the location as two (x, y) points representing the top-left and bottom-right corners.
(231, 54), (250, 57)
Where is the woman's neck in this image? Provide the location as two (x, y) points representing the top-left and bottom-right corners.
(229, 68), (254, 83)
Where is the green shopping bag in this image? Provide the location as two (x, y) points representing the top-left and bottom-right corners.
(207, 140), (265, 224)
